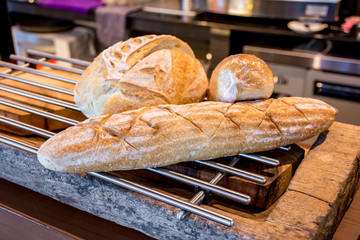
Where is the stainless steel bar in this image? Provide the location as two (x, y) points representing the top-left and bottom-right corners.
(0, 61), (77, 84)
(89, 172), (234, 226)
(194, 160), (266, 184)
(238, 153), (280, 166)
(0, 84), (79, 111)
(279, 146), (291, 151)
(0, 63), (30, 74)
(10, 55), (84, 74)
(177, 157), (240, 221)
(26, 49), (91, 67)
(0, 116), (54, 138)
(0, 99), (79, 126)
(0, 54), (294, 228)
(148, 168), (251, 204)
(0, 133), (234, 226)
(0, 135), (38, 155)
(0, 72), (74, 95)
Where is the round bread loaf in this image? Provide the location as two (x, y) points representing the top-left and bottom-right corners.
(208, 54), (274, 102)
(74, 35), (208, 118)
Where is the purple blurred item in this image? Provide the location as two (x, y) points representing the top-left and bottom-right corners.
(95, 4), (142, 47)
(38, 0), (105, 15)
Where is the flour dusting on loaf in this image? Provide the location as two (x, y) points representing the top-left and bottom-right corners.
(101, 35), (195, 80)
(74, 35), (207, 118)
(209, 54), (274, 102)
(38, 97), (338, 173)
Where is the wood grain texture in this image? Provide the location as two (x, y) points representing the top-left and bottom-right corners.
(0, 178), (155, 240)
(0, 204), (78, 240)
(1, 121), (359, 239)
(266, 122), (360, 239)
(333, 187), (360, 240)
(161, 144), (305, 209)
(0, 68), (86, 135)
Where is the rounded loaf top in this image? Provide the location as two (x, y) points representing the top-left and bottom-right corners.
(208, 54), (274, 103)
(74, 35), (208, 118)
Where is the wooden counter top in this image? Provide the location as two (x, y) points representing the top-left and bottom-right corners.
(333, 185), (360, 239)
(1, 121), (359, 239)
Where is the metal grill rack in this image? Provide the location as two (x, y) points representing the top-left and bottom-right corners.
(0, 50), (292, 227)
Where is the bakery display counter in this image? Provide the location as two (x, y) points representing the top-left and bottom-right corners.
(1, 52), (360, 239)
(2, 2), (360, 238)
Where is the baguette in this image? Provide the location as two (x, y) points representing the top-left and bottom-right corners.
(38, 97), (337, 173)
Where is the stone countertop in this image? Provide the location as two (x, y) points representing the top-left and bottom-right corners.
(0, 121), (359, 239)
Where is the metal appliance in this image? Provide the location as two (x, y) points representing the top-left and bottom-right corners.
(244, 39), (360, 126)
(193, 0), (342, 22)
(305, 70), (360, 125)
(143, 0), (343, 22)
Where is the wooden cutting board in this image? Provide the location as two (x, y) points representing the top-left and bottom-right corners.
(0, 68), (86, 135)
(111, 144), (305, 210)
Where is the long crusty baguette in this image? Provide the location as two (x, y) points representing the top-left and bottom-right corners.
(38, 97), (337, 173)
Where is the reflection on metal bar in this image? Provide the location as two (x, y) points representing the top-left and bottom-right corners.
(279, 146), (291, 151)
(89, 172), (234, 226)
(0, 130), (234, 226)
(0, 52), (294, 227)
(0, 116), (54, 138)
(0, 61), (77, 84)
(238, 153), (280, 166)
(148, 168), (251, 204)
(194, 159), (266, 184)
(0, 135), (38, 155)
(177, 157), (240, 221)
(0, 72), (74, 95)
(26, 49), (91, 67)
(0, 84), (79, 111)
(10, 55), (84, 74)
(0, 99), (79, 126)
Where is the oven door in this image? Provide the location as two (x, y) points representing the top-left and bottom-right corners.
(305, 70), (360, 125)
(268, 63), (307, 98)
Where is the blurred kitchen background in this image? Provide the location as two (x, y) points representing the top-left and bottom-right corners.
(1, 0), (360, 125)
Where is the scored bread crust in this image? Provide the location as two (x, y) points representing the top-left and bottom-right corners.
(74, 35), (207, 118)
(38, 97), (338, 173)
(100, 49), (208, 115)
(208, 54), (274, 102)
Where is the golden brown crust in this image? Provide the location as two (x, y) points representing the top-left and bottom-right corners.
(208, 54), (274, 102)
(74, 35), (207, 118)
(38, 97), (338, 173)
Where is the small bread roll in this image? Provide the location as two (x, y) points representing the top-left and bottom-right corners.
(208, 54), (274, 102)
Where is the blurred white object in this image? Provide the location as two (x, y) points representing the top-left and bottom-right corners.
(11, 25), (96, 67)
(287, 21), (328, 34)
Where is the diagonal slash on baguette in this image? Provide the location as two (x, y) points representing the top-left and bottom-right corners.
(37, 97), (338, 173)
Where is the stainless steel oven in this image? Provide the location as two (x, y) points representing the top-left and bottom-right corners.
(267, 62), (307, 98)
(143, 0), (344, 22)
(244, 39), (360, 126)
(305, 70), (360, 125)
